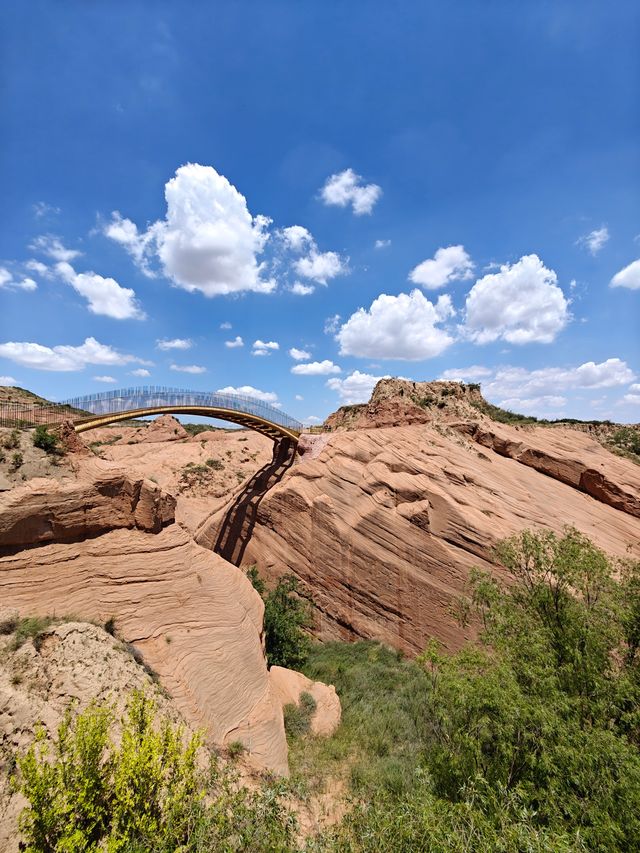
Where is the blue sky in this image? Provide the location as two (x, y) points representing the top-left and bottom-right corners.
(1, 1), (639, 424)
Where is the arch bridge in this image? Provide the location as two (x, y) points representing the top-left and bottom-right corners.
(56, 387), (304, 443)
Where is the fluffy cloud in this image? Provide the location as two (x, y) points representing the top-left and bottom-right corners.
(280, 226), (314, 253)
(578, 226), (609, 256)
(56, 262), (144, 320)
(291, 360), (341, 375)
(327, 370), (389, 403)
(104, 213), (156, 277)
(225, 336), (244, 348)
(483, 358), (635, 402)
(106, 164), (275, 296)
(289, 347), (311, 360)
(30, 235), (81, 262)
(0, 337), (145, 372)
(0, 376), (17, 385)
(320, 168), (382, 215)
(156, 338), (192, 350)
(252, 340), (279, 357)
(336, 290), (454, 360)
(24, 260), (49, 277)
(374, 239), (391, 249)
(439, 365), (493, 382)
(498, 395), (567, 415)
(169, 363), (206, 374)
(217, 385), (279, 404)
(624, 394), (640, 405)
(462, 254), (569, 344)
(290, 281), (315, 296)
(0, 267), (37, 291)
(610, 259), (640, 290)
(220, 321), (232, 330)
(131, 368), (151, 377)
(409, 245), (474, 290)
(294, 250), (347, 284)
(93, 375), (117, 383)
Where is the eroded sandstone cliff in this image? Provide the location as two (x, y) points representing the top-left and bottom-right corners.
(197, 381), (640, 656)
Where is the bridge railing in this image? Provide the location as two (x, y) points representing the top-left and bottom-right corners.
(60, 386), (304, 432)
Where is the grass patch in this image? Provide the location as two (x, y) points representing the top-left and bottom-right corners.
(287, 641), (431, 799)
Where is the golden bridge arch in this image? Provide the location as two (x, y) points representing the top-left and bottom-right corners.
(0, 387), (303, 444)
(65, 388), (303, 443)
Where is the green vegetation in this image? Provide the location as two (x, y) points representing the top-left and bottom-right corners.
(470, 398), (539, 424)
(10, 450), (24, 471)
(17, 691), (295, 852)
(283, 691), (317, 738)
(205, 457), (224, 470)
(609, 425), (640, 460)
(295, 528), (640, 851)
(248, 569), (312, 669)
(32, 425), (61, 455)
(182, 423), (227, 436)
(1, 428), (21, 449)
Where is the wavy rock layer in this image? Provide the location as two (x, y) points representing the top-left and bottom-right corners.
(0, 463), (175, 551)
(0, 477), (290, 776)
(204, 422), (640, 656)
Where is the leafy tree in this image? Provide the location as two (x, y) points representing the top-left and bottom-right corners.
(247, 568), (312, 669)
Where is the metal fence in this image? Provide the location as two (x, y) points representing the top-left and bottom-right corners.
(0, 401), (82, 429)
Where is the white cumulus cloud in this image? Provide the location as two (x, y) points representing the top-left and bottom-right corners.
(252, 340), (279, 357)
(105, 164), (275, 296)
(0, 376), (17, 385)
(131, 368), (151, 377)
(156, 338), (192, 350)
(374, 239), (391, 249)
(0, 267), (37, 291)
(327, 370), (389, 403)
(337, 290), (454, 360)
(294, 250), (347, 284)
(290, 281), (315, 296)
(289, 347), (311, 361)
(30, 235), (81, 262)
(578, 226), (609, 256)
(56, 261), (144, 320)
(217, 385), (279, 404)
(409, 245), (474, 290)
(0, 337), (146, 372)
(320, 168), (382, 216)
(483, 358), (635, 402)
(291, 360), (341, 376)
(170, 363), (206, 374)
(439, 366), (493, 382)
(93, 375), (117, 383)
(610, 259), (640, 290)
(225, 336), (244, 348)
(280, 226), (314, 253)
(462, 254), (569, 344)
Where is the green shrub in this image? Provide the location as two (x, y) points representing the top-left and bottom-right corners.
(283, 692), (317, 738)
(205, 457), (224, 470)
(17, 691), (296, 852)
(248, 570), (312, 669)
(10, 451), (24, 471)
(32, 425), (60, 454)
(8, 616), (57, 651)
(227, 740), (245, 759)
(2, 429), (21, 450)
